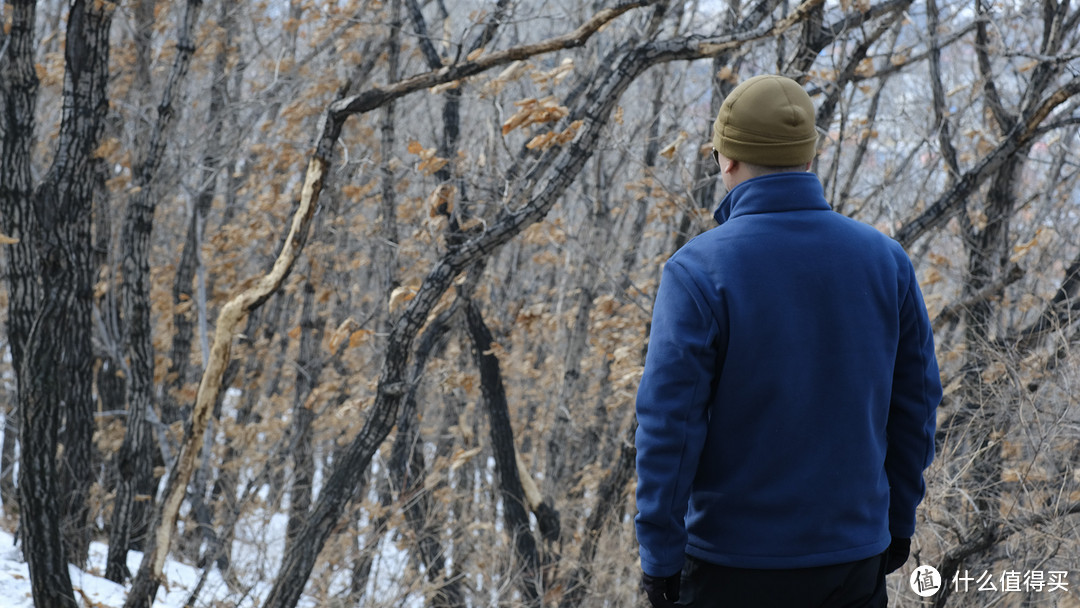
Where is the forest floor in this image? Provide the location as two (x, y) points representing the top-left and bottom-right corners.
(0, 523), (238, 607)
(0, 508), (416, 607)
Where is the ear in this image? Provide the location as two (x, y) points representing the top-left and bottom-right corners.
(723, 158), (739, 175)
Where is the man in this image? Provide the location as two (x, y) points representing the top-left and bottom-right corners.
(634, 74), (941, 607)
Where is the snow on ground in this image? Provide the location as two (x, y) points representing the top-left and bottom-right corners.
(0, 509), (425, 608)
(0, 525), (243, 608)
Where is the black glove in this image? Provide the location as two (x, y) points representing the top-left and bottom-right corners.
(641, 571), (680, 608)
(885, 536), (911, 574)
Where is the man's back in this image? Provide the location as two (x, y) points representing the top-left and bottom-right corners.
(635, 171), (940, 574)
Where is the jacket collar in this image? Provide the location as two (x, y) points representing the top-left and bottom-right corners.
(713, 172), (831, 226)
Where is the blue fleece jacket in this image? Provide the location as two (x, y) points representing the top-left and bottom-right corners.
(635, 172), (941, 577)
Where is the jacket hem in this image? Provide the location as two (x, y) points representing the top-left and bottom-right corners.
(684, 536), (891, 570)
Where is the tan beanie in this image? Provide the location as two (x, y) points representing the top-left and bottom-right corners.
(712, 75), (818, 166)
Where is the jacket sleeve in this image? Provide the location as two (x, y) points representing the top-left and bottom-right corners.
(635, 259), (720, 577)
(886, 263), (942, 538)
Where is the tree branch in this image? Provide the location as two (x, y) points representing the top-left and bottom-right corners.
(927, 0), (961, 178)
(894, 76), (1080, 248)
(932, 264), (1024, 332)
(325, 1), (657, 134)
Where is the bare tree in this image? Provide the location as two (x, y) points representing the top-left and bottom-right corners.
(1, 0), (113, 604)
(107, 0), (205, 582)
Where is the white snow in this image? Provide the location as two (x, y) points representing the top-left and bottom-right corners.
(0, 511), (425, 607)
(0, 525), (234, 607)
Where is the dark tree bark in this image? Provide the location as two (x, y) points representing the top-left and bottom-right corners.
(388, 333), (464, 607)
(381, 6), (523, 604)
(284, 277), (325, 556)
(108, 0), (205, 582)
(166, 2), (235, 426)
(105, 0), (158, 578)
(261, 33), (637, 608)
(0, 10), (37, 534)
(125, 84), (325, 608)
(15, 318), (79, 608)
(464, 299), (541, 605)
(387, 279), (481, 608)
(380, 0), (403, 278)
(545, 245), (599, 498)
(49, 0), (114, 571)
(894, 76), (1080, 249)
(1, 0), (114, 602)
(556, 60), (671, 604)
(348, 466), (395, 602)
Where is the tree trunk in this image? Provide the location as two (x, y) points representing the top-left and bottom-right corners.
(465, 299), (541, 605)
(545, 179), (610, 500)
(284, 278), (324, 556)
(389, 297), (470, 607)
(0, 0), (35, 477)
(349, 466), (394, 602)
(166, 0), (234, 426)
(108, 0), (204, 581)
(1, 0), (114, 601)
(17, 337), (77, 608)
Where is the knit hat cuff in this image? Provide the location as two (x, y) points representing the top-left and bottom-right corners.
(713, 129), (818, 167)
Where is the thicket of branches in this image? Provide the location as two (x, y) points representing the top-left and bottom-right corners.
(2, 0), (1079, 606)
